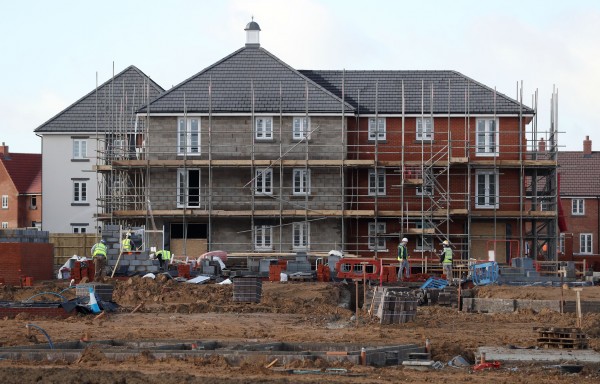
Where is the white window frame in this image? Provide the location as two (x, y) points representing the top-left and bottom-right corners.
(368, 118), (386, 141)
(255, 117), (273, 140)
(1, 222), (7, 229)
(368, 169), (386, 196)
(559, 233), (565, 254)
(72, 226), (87, 234)
(572, 199), (584, 215)
(30, 196), (37, 210)
(112, 138), (126, 157)
(292, 222), (309, 251)
(177, 117), (201, 155)
(254, 225), (273, 251)
(1, 195), (7, 209)
(580, 233), (592, 254)
(416, 117), (433, 141)
(416, 182), (434, 196)
(72, 139), (87, 159)
(72, 181), (87, 203)
(368, 222), (386, 250)
(177, 168), (201, 208)
(415, 221), (433, 251)
(293, 168), (311, 196)
(475, 170), (499, 208)
(255, 168), (273, 195)
(292, 117), (311, 140)
(475, 118), (499, 156)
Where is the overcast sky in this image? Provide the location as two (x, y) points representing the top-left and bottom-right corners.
(2, 0), (598, 153)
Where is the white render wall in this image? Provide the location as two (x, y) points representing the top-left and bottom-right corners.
(41, 134), (100, 233)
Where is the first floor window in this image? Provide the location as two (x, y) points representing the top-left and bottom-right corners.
(73, 181), (87, 203)
(415, 221), (433, 251)
(476, 118), (498, 156)
(1, 222), (7, 229)
(178, 117), (200, 154)
(368, 118), (386, 141)
(368, 222), (386, 250)
(580, 233), (592, 254)
(72, 139), (87, 159)
(475, 171), (498, 208)
(559, 233), (565, 254)
(1, 195), (7, 208)
(254, 225), (273, 251)
(293, 168), (310, 195)
(572, 199), (584, 215)
(368, 169), (386, 196)
(416, 117), (433, 141)
(292, 222), (309, 250)
(255, 168), (273, 195)
(255, 117), (273, 140)
(30, 196), (37, 210)
(293, 117), (310, 140)
(177, 169), (201, 208)
(416, 183), (434, 196)
(72, 226), (88, 234)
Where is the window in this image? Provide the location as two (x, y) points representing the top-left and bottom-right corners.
(475, 171), (498, 208)
(559, 233), (565, 254)
(254, 225), (273, 251)
(1, 222), (7, 229)
(72, 226), (87, 234)
(30, 196), (37, 210)
(292, 222), (309, 250)
(178, 117), (200, 155)
(580, 233), (592, 254)
(293, 168), (310, 195)
(112, 138), (126, 157)
(177, 169), (201, 208)
(539, 199), (551, 211)
(73, 181), (87, 203)
(1, 195), (7, 209)
(255, 117), (273, 140)
(368, 118), (386, 141)
(476, 118), (498, 156)
(416, 183), (434, 196)
(72, 139), (87, 159)
(416, 117), (433, 141)
(255, 169), (273, 195)
(368, 222), (386, 250)
(368, 169), (386, 196)
(293, 117), (310, 140)
(415, 221), (433, 251)
(572, 199), (584, 215)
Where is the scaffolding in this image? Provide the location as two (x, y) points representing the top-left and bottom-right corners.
(95, 71), (559, 267)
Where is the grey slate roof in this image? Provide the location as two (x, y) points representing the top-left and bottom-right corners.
(558, 151), (600, 196)
(139, 47), (355, 114)
(35, 66), (164, 133)
(299, 70), (534, 115)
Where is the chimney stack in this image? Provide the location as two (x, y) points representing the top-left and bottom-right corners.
(0, 142), (8, 158)
(583, 136), (592, 156)
(538, 138), (546, 153)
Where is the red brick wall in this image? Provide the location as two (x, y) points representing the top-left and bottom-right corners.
(18, 194), (42, 227)
(563, 197), (600, 258)
(0, 165), (18, 228)
(0, 242), (54, 285)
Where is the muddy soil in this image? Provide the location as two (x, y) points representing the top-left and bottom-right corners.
(1, 278), (600, 383)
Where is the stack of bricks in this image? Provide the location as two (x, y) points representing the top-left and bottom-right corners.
(232, 276), (262, 303)
(437, 287), (459, 307)
(70, 260), (95, 283)
(269, 264), (283, 281)
(0, 229), (53, 285)
(381, 266), (398, 283)
(316, 264), (331, 282)
(376, 290), (418, 325)
(103, 225), (155, 275)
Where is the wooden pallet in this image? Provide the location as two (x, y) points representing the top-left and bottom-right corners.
(534, 326), (589, 349)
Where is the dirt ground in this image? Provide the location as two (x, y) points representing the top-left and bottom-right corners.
(1, 278), (600, 383)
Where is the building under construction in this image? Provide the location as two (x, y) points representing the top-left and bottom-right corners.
(96, 21), (559, 266)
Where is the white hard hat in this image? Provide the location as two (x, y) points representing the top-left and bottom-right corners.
(402, 237), (408, 243)
(443, 240), (450, 246)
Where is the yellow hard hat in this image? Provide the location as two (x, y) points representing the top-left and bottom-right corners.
(442, 240), (450, 246)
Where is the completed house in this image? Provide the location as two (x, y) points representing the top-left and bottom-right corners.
(0, 143), (41, 229)
(34, 66), (164, 234)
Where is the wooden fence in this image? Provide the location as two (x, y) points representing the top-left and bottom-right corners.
(50, 233), (99, 266)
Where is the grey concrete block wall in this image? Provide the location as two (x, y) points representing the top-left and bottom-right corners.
(0, 229), (49, 243)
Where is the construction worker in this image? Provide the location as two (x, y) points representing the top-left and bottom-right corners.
(440, 240), (453, 284)
(122, 233), (134, 252)
(397, 237), (410, 281)
(155, 248), (172, 271)
(91, 239), (108, 280)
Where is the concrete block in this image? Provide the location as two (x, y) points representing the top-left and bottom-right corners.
(130, 260), (142, 266)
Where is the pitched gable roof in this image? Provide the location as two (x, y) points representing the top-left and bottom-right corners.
(35, 66), (164, 133)
(140, 47), (354, 114)
(0, 153), (41, 194)
(558, 151), (600, 196)
(300, 70), (534, 115)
